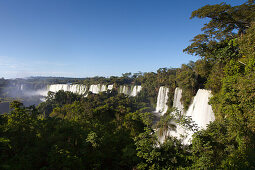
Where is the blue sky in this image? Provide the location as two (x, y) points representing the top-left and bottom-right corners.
(0, 0), (246, 78)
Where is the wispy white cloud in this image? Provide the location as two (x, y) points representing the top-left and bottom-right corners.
(0, 56), (26, 69)
(31, 60), (70, 67)
(1, 70), (77, 79)
(0, 56), (74, 78)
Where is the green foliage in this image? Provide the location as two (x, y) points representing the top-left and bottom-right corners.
(205, 61), (224, 94)
(1, 1), (255, 169)
(239, 22), (255, 68)
(37, 90), (83, 117)
(176, 62), (197, 110)
(1, 90), (154, 169)
(190, 2), (255, 38)
(155, 109), (176, 138)
(182, 1), (255, 169)
(191, 119), (255, 169)
(135, 127), (191, 169)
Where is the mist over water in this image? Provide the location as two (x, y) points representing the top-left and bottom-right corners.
(0, 81), (47, 114)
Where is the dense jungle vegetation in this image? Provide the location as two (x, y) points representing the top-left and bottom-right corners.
(1, 0), (255, 169)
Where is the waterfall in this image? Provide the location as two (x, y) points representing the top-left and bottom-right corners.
(47, 84), (87, 95)
(157, 87), (183, 143)
(89, 84), (114, 92)
(152, 86), (169, 144)
(88, 84), (116, 94)
(119, 85), (130, 95)
(119, 85), (142, 96)
(48, 84), (69, 92)
(107, 85), (113, 90)
(180, 89), (215, 144)
(157, 88), (215, 145)
(130, 85), (142, 97)
(89, 84), (108, 94)
(155, 86), (169, 115)
(89, 84), (99, 94)
(69, 84), (87, 95)
(186, 89), (215, 129)
(42, 84), (142, 97)
(172, 87), (184, 114)
(20, 84), (24, 91)
(100, 85), (107, 92)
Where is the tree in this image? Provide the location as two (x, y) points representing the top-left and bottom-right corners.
(183, 1), (255, 168)
(184, 1), (255, 58)
(176, 62), (197, 110)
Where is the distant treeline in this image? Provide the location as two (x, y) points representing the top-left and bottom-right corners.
(1, 1), (255, 169)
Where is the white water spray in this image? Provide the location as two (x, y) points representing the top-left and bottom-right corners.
(119, 85), (142, 96)
(47, 84), (87, 95)
(89, 84), (107, 94)
(186, 89), (215, 129)
(155, 86), (169, 115)
(156, 88), (215, 145)
(172, 87), (184, 114)
(130, 85), (142, 97)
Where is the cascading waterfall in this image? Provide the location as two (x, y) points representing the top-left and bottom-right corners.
(130, 85), (142, 97)
(48, 84), (69, 92)
(37, 83), (141, 98)
(69, 84), (87, 94)
(107, 85), (113, 90)
(156, 87), (183, 143)
(89, 84), (103, 94)
(185, 89), (215, 129)
(20, 84), (24, 91)
(164, 87), (186, 142)
(88, 84), (113, 94)
(155, 86), (169, 116)
(101, 85), (107, 92)
(47, 84), (87, 95)
(181, 89), (215, 144)
(172, 87), (184, 114)
(119, 85), (142, 96)
(156, 88), (215, 145)
(119, 85), (130, 95)
(45, 84), (115, 96)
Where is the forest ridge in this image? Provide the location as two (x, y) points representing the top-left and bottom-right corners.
(0, 1), (255, 169)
